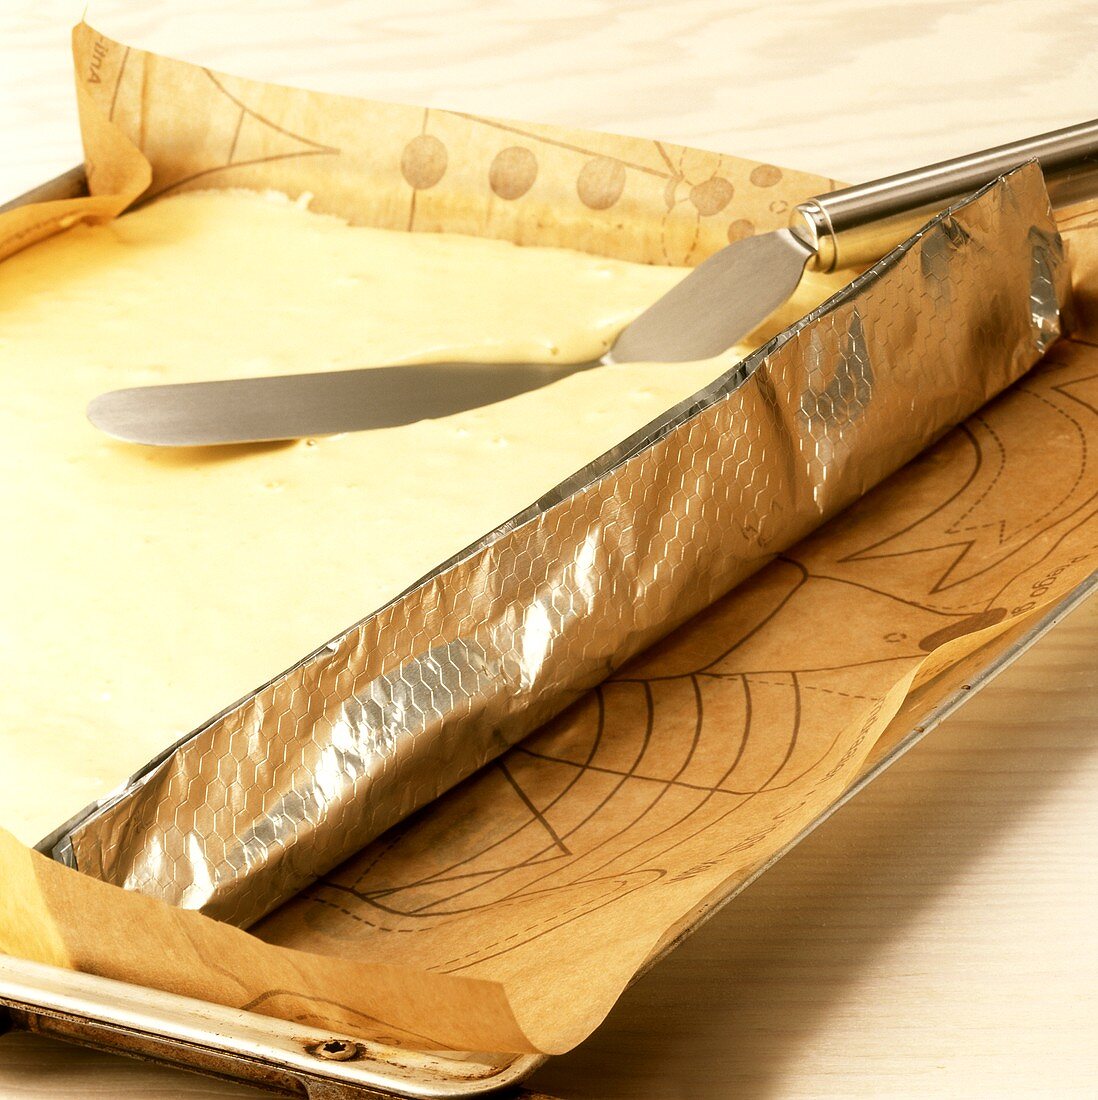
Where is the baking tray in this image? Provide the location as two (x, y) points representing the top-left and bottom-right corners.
(2, 570), (1093, 1098)
(30, 152), (1069, 936)
(1, 166), (1094, 1095)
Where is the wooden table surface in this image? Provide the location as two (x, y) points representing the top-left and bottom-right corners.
(1, 2), (1096, 1096)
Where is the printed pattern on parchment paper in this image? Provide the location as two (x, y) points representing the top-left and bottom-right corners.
(255, 340), (1098, 980)
(77, 24), (834, 266)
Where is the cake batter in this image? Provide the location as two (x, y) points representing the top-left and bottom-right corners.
(0, 190), (744, 844)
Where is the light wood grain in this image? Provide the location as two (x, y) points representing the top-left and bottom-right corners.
(1, 1), (1097, 1096)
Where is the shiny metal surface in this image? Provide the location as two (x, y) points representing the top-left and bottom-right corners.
(606, 226), (815, 363)
(50, 163), (1069, 930)
(87, 121), (1097, 446)
(87, 227), (815, 446)
(87, 360), (598, 446)
(795, 117), (1098, 270)
(0, 955), (545, 1098)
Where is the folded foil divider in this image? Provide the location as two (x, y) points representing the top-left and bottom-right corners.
(46, 162), (1068, 929)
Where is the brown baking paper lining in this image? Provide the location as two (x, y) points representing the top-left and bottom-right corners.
(1, 22), (1096, 1057)
(47, 26), (1069, 931)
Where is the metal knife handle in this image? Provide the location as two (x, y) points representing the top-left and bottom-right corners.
(792, 118), (1098, 271)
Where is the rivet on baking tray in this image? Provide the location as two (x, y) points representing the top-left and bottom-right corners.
(311, 1038), (362, 1061)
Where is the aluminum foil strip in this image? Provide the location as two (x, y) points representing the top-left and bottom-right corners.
(51, 162), (1067, 929)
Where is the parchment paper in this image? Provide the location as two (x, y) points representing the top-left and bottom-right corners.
(0, 23), (1095, 1057)
(47, 32), (1068, 932)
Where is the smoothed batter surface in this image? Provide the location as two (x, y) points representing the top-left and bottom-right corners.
(0, 190), (738, 844)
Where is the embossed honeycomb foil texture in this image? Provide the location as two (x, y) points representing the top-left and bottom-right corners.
(56, 163), (1066, 929)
